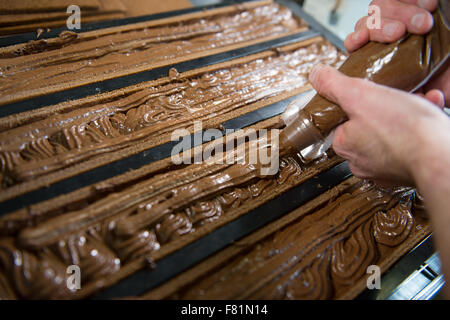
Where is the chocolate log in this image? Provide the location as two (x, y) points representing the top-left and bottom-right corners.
(280, 0), (450, 153)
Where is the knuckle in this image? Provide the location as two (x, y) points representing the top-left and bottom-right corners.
(332, 127), (348, 154)
(370, 0), (387, 11)
(344, 38), (354, 52)
(431, 0), (439, 10)
(314, 69), (332, 93)
(348, 163), (368, 179)
(369, 0), (381, 8)
(339, 78), (364, 107)
(421, 0), (439, 12)
(355, 17), (368, 30)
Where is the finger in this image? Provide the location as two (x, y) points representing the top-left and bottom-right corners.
(348, 161), (379, 181)
(354, 16), (368, 32)
(331, 122), (359, 161)
(281, 90), (316, 125)
(309, 64), (374, 116)
(347, 16), (406, 52)
(415, 89), (445, 108)
(349, 161), (411, 187)
(398, 0), (439, 12)
(424, 89), (445, 109)
(345, 17), (370, 52)
(424, 66), (450, 106)
(367, 17), (407, 44)
(371, 0), (434, 34)
(345, 27), (370, 52)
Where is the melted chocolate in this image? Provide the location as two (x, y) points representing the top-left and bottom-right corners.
(172, 182), (426, 300)
(0, 41), (345, 189)
(0, 3), (305, 106)
(0, 145), (331, 299)
(0, 2), (435, 300)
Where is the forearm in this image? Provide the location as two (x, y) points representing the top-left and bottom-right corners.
(413, 115), (450, 297)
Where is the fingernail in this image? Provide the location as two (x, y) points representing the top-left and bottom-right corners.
(411, 13), (426, 30)
(352, 31), (360, 42)
(383, 22), (398, 38)
(309, 64), (324, 84)
(418, 0), (430, 10)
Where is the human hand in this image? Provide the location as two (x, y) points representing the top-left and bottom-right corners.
(345, 0), (449, 108)
(309, 63), (449, 186)
(345, 0), (438, 52)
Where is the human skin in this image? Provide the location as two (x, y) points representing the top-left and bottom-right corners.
(309, 63), (450, 298)
(345, 0), (449, 105)
(308, 0), (450, 297)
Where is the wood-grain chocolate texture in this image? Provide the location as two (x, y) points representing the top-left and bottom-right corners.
(0, 0), (128, 36)
(0, 2), (306, 106)
(0, 40), (345, 192)
(0, 132), (343, 299)
(168, 181), (429, 300)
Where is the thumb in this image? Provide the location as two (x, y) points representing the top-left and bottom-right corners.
(308, 64), (366, 117)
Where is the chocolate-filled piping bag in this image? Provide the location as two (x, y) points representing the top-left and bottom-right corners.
(280, 0), (450, 154)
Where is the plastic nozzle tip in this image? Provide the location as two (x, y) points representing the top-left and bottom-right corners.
(280, 111), (324, 153)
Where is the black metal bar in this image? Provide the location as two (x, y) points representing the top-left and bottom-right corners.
(93, 161), (352, 299)
(0, 0), (258, 48)
(0, 90), (311, 216)
(0, 30), (319, 118)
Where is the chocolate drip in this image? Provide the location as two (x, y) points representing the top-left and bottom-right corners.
(269, 250), (333, 300)
(187, 199), (224, 226)
(155, 212), (193, 244)
(52, 230), (121, 282)
(331, 220), (379, 285)
(106, 224), (160, 263)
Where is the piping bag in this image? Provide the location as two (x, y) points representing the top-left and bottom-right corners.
(279, 0), (450, 158)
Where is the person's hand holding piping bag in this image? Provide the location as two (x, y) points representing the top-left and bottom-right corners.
(281, 0), (450, 297)
(346, 0), (449, 105)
